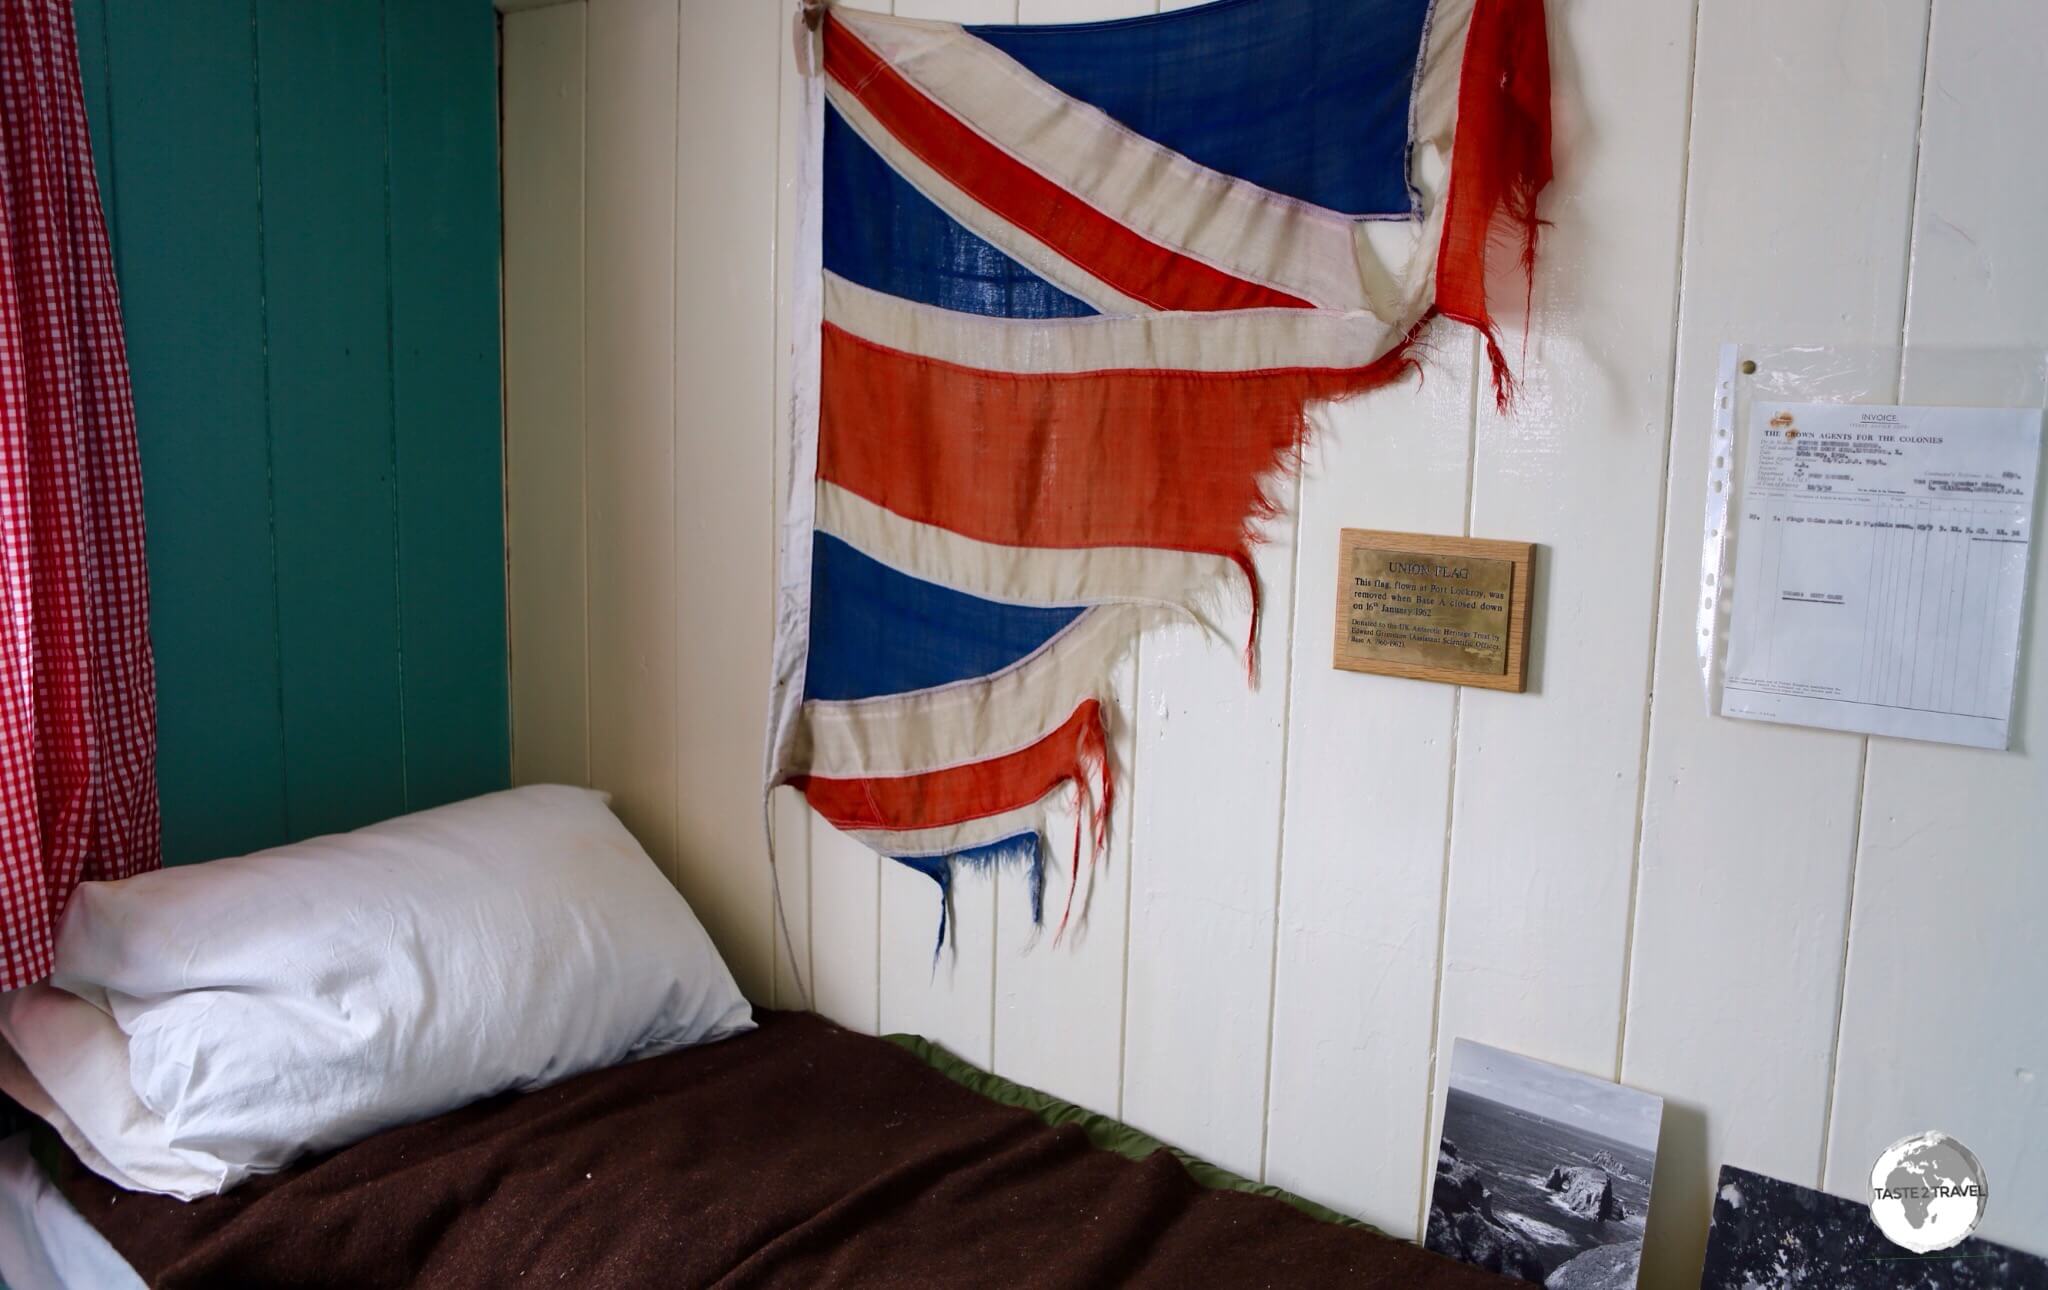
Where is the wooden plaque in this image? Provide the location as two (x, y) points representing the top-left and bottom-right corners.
(1332, 530), (1534, 692)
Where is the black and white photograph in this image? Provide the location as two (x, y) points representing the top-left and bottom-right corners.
(1425, 1039), (1662, 1288)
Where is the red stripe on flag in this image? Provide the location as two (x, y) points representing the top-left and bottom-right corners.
(1434, 0), (1552, 411)
(798, 699), (1105, 832)
(818, 323), (1420, 559)
(824, 17), (1313, 314)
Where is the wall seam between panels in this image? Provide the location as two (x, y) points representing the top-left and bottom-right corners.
(379, 0), (412, 812)
(1255, 466), (1307, 1185)
(1411, 333), (1481, 1244)
(577, 1), (592, 791)
(250, 0), (292, 843)
(1114, 649), (1138, 1121)
(667, 0), (685, 892)
(495, 12), (515, 782)
(1889, 0), (1940, 381)
(987, 871), (999, 1070)
(1613, 0), (1708, 1084)
(873, 851), (882, 1034)
(766, 0), (788, 1013)
(494, 12), (517, 787)
(805, 825), (816, 1017)
(978, 0), (1025, 1081)
(1817, 741), (1871, 1188)
(1413, 702), (1463, 1243)
(1817, 0), (1940, 1193)
(1108, 0), (1168, 1132)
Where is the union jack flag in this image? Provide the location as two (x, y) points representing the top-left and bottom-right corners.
(769, 0), (1550, 946)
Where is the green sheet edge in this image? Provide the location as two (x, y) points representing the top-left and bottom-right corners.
(883, 1031), (1382, 1235)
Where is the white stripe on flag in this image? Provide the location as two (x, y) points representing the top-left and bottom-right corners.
(816, 481), (1243, 633)
(794, 605), (1162, 780)
(824, 273), (1402, 375)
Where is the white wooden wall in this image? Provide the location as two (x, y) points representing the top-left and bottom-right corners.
(501, 0), (2048, 1278)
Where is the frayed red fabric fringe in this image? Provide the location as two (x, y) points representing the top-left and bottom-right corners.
(1227, 306), (1440, 680)
(1055, 701), (1113, 943)
(1217, 0), (1553, 668)
(1433, 0), (1553, 414)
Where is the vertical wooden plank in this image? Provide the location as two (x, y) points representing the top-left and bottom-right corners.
(106, 1), (287, 863)
(1824, 0), (2048, 1251)
(385, 0), (510, 810)
(1429, 0), (1696, 1231)
(1119, 493), (1296, 1178)
(256, 0), (407, 839)
(670, 0), (782, 1001)
(584, 0), (680, 874)
(809, 825), (880, 1031)
(1114, 0), (1280, 1162)
(1263, 351), (1475, 1230)
(503, 4), (591, 790)
(868, 0), (1015, 1060)
(990, 654), (1133, 1114)
(768, 797), (809, 1013)
(879, 857), (996, 1061)
(983, 0), (1155, 1123)
(1623, 3), (1928, 1283)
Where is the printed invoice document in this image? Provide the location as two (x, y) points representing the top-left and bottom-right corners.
(1721, 401), (2041, 749)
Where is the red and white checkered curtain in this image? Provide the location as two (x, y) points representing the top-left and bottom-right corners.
(0, 0), (159, 990)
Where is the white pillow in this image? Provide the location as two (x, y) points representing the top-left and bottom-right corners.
(0, 785), (752, 1200)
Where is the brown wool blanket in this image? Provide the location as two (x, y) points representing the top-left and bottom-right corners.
(58, 1011), (1514, 1289)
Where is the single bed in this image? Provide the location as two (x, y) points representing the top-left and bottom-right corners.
(0, 789), (1519, 1287)
(16, 1012), (1512, 1288)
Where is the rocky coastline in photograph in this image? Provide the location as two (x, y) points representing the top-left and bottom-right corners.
(1545, 1165), (1626, 1221)
(1542, 1242), (1640, 1290)
(1426, 1140), (1546, 1281)
(1427, 1140), (1643, 1288)
(1587, 1150), (1642, 1183)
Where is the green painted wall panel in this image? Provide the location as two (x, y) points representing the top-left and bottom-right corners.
(254, 0), (409, 839)
(386, 0), (511, 810)
(81, 0), (507, 862)
(103, 0), (291, 863)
